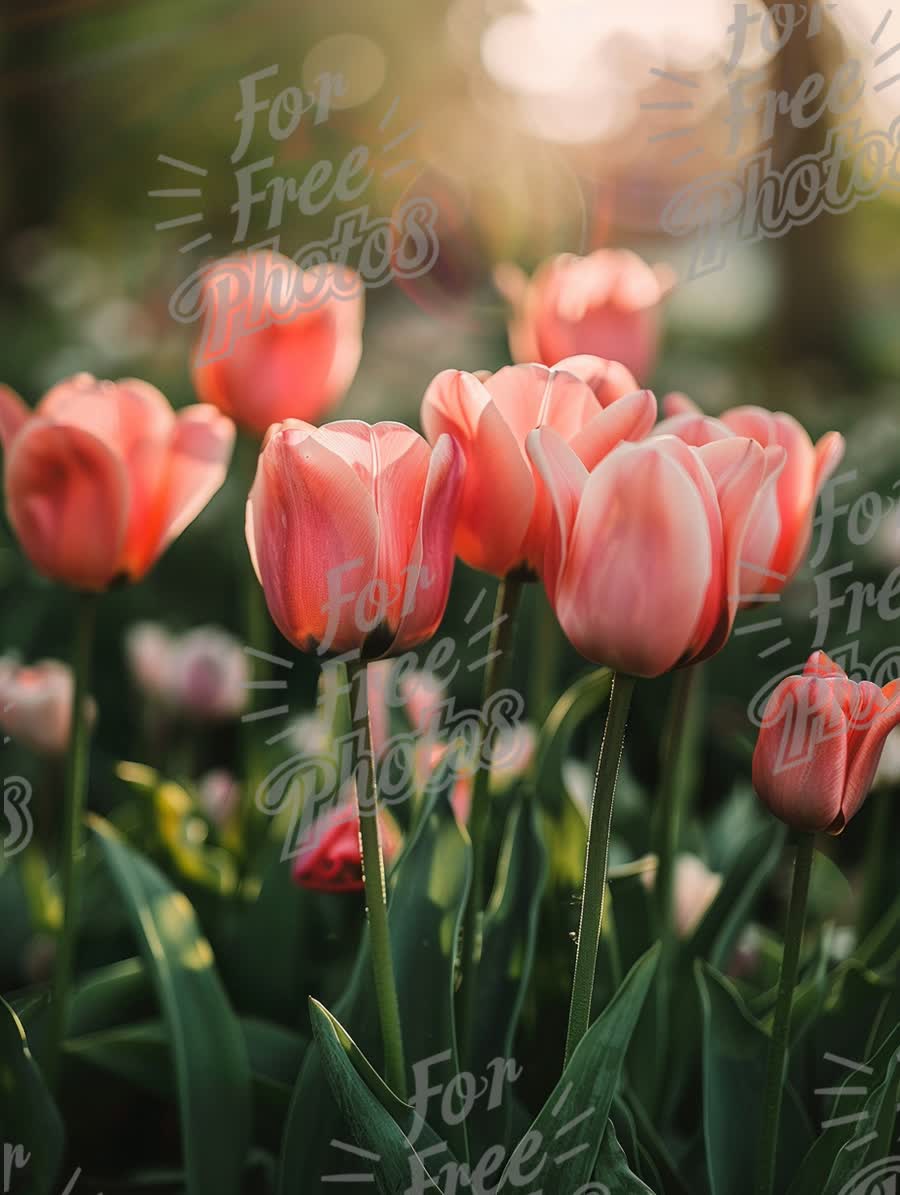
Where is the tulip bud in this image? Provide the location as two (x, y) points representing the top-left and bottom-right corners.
(126, 623), (248, 720)
(246, 420), (464, 659)
(192, 251), (364, 437)
(291, 790), (401, 892)
(495, 249), (674, 382)
(752, 652), (900, 833)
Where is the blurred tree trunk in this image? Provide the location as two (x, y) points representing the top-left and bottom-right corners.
(762, 0), (849, 362)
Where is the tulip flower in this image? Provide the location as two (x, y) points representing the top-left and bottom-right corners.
(197, 770), (241, 827)
(661, 393), (844, 594)
(752, 651), (900, 834)
(421, 359), (656, 577)
(495, 249), (674, 381)
(246, 419), (464, 659)
(192, 251), (364, 437)
(0, 655), (94, 756)
(126, 623), (248, 720)
(0, 374), (235, 592)
(527, 429), (785, 678)
(291, 790), (401, 893)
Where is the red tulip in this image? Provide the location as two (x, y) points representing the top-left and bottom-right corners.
(753, 652), (900, 833)
(291, 791), (401, 893)
(246, 420), (464, 658)
(0, 375), (234, 591)
(495, 250), (674, 382)
(191, 251), (364, 437)
(662, 394), (844, 593)
(526, 429), (785, 677)
(421, 359), (656, 577)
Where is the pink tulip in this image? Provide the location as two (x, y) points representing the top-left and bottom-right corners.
(495, 250), (674, 381)
(752, 651), (900, 834)
(291, 792), (401, 893)
(0, 655), (94, 755)
(126, 623), (248, 720)
(192, 251), (364, 437)
(0, 375), (234, 591)
(421, 359), (656, 577)
(526, 429), (785, 677)
(246, 420), (464, 658)
(662, 394), (844, 594)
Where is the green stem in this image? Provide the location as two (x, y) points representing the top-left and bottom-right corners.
(458, 575), (523, 1068)
(46, 592), (96, 1090)
(755, 832), (815, 1195)
(653, 664), (702, 938)
(564, 672), (636, 1066)
(347, 659), (407, 1100)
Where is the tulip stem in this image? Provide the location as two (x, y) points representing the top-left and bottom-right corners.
(458, 574), (524, 1069)
(347, 659), (407, 1100)
(564, 671), (636, 1066)
(529, 586), (560, 724)
(755, 832), (815, 1195)
(46, 591), (97, 1091)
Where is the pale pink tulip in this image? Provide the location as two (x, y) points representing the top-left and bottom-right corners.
(496, 250), (673, 381)
(526, 429), (785, 677)
(662, 394), (844, 594)
(192, 251), (364, 437)
(126, 623), (248, 720)
(753, 651), (900, 833)
(0, 654), (94, 755)
(246, 420), (464, 658)
(0, 375), (234, 591)
(421, 359), (655, 577)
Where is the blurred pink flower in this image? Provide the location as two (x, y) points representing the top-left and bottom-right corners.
(495, 250), (674, 382)
(197, 769), (241, 827)
(192, 251), (364, 438)
(0, 374), (234, 591)
(0, 654), (94, 755)
(126, 623), (248, 720)
(641, 853), (722, 938)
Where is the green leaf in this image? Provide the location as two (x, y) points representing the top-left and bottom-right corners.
(277, 757), (471, 1190)
(499, 944), (660, 1193)
(309, 999), (451, 1194)
(594, 1119), (657, 1193)
(91, 817), (251, 1195)
(534, 668), (612, 811)
(696, 963), (813, 1195)
(470, 798), (548, 1154)
(687, 821), (786, 968)
(0, 996), (64, 1195)
(68, 957), (153, 1036)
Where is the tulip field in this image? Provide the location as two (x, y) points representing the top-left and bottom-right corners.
(1, 7), (900, 1195)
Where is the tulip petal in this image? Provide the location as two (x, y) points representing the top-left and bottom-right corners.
(525, 427), (587, 603)
(0, 384), (30, 451)
(370, 422), (431, 635)
(553, 356), (640, 407)
(838, 684), (900, 830)
(568, 389), (658, 470)
(134, 404), (235, 579)
(662, 392), (702, 418)
(389, 433), (464, 654)
(5, 419), (128, 590)
(557, 441), (713, 676)
(247, 424), (378, 654)
(421, 369), (534, 575)
(652, 411), (733, 447)
(753, 676), (848, 831)
(813, 431), (845, 497)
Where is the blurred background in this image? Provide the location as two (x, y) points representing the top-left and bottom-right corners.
(1, 0), (900, 939)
